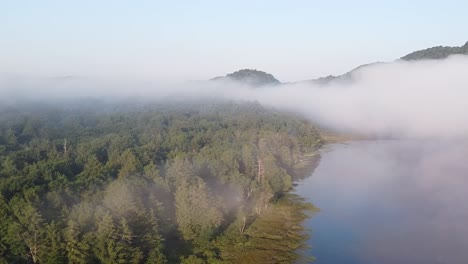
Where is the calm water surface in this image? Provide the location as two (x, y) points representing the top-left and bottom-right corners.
(296, 140), (468, 264)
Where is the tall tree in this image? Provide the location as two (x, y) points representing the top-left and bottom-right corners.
(175, 176), (223, 241)
(7, 198), (45, 263)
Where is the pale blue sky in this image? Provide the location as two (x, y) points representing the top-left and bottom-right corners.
(1, 0), (467, 82)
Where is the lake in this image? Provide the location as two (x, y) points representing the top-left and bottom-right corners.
(295, 140), (468, 264)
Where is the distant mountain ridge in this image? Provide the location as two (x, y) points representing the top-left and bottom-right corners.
(401, 41), (468, 61)
(303, 62), (384, 85)
(303, 41), (468, 85)
(212, 41), (468, 87)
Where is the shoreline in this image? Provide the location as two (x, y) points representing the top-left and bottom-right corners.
(214, 151), (323, 263)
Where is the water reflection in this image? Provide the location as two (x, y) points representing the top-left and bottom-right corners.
(296, 140), (468, 264)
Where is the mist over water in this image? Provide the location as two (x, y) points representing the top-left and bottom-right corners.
(296, 140), (468, 264)
(2, 50), (468, 263)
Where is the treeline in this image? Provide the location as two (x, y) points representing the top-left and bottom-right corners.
(0, 100), (321, 263)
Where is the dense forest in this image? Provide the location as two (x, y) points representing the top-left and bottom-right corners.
(0, 99), (322, 263)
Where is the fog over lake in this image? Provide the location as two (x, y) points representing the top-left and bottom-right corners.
(296, 140), (468, 264)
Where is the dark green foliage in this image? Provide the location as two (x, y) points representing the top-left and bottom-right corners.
(304, 41), (468, 86)
(0, 99), (321, 263)
(213, 69), (281, 87)
(401, 41), (468, 60)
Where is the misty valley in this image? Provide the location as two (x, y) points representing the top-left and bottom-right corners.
(1, 8), (468, 262)
(3, 97), (468, 264)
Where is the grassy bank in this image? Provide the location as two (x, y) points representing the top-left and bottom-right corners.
(214, 193), (317, 264)
(209, 152), (321, 264)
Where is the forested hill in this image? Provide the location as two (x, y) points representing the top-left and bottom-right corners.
(209, 41), (468, 88)
(304, 62), (383, 85)
(305, 41), (468, 85)
(401, 41), (468, 61)
(211, 69), (281, 87)
(0, 100), (321, 263)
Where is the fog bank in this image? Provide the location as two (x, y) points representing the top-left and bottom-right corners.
(2, 55), (468, 138)
(296, 140), (468, 264)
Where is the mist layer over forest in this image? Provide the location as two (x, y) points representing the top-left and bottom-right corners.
(3, 54), (468, 138)
(1, 40), (468, 263)
(0, 99), (322, 263)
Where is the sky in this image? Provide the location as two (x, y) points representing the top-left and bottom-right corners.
(1, 0), (467, 82)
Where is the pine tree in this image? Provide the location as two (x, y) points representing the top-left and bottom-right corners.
(76, 155), (105, 188)
(95, 211), (118, 263)
(7, 198), (45, 263)
(39, 222), (67, 264)
(65, 220), (91, 264)
(118, 149), (141, 178)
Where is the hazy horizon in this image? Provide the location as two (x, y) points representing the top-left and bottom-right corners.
(2, 0), (468, 82)
(2, 2), (468, 263)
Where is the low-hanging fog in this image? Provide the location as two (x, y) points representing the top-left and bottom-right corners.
(244, 55), (468, 139)
(295, 140), (468, 264)
(2, 55), (468, 139)
(2, 51), (468, 263)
